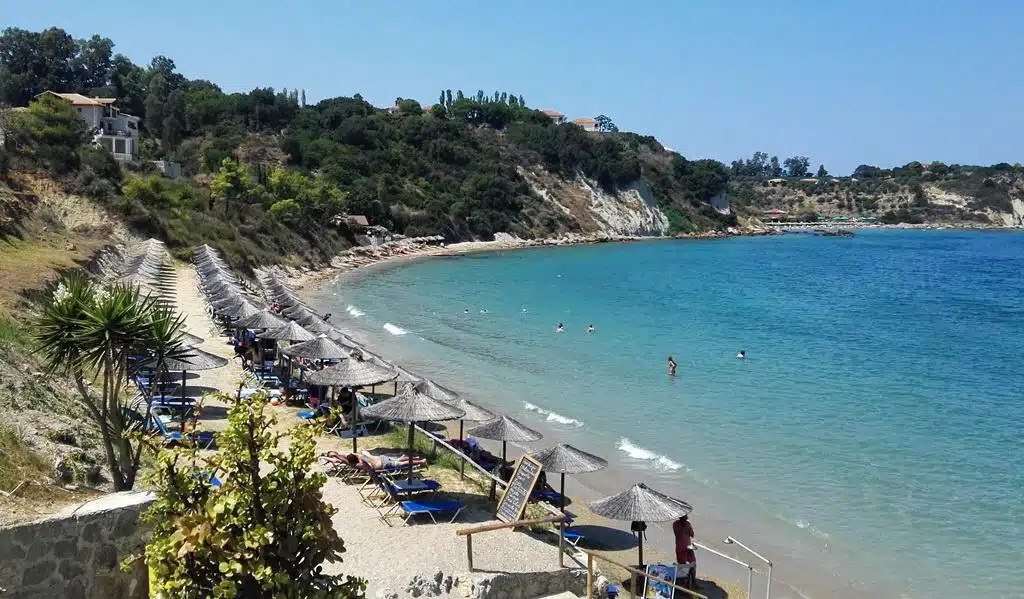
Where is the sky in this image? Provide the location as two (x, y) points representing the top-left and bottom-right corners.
(4, 0), (1023, 174)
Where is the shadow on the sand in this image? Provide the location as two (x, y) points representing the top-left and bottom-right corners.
(199, 405), (230, 420)
(562, 524), (638, 551)
(182, 385), (221, 398)
(694, 578), (729, 599)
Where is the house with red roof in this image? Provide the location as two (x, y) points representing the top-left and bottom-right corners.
(573, 117), (598, 132)
(541, 109), (565, 124)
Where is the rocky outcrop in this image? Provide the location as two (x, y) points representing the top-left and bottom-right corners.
(519, 167), (669, 237)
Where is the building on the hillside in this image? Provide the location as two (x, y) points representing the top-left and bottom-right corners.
(761, 209), (789, 221)
(151, 160), (181, 179)
(36, 91), (140, 161)
(573, 117), (598, 132)
(766, 178), (785, 187)
(542, 109), (565, 124)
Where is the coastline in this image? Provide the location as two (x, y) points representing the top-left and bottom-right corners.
(288, 235), (842, 599)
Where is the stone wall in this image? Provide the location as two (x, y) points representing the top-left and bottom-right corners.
(375, 567), (610, 599)
(0, 491), (153, 598)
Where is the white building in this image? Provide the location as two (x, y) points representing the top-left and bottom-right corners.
(572, 117), (598, 132)
(37, 91), (140, 161)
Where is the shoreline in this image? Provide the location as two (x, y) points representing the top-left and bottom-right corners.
(290, 236), (857, 599)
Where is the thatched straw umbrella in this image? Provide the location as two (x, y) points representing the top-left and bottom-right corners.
(442, 397), (494, 478)
(304, 350), (398, 451)
(181, 332), (205, 348)
(142, 348), (230, 405)
(258, 321), (315, 342)
(279, 335), (350, 360)
(234, 310), (286, 331)
(530, 444), (608, 511)
(587, 483), (693, 567)
(468, 415), (542, 463)
(408, 378), (459, 402)
(361, 383), (465, 480)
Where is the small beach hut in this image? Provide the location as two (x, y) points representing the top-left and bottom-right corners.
(468, 415), (542, 463)
(530, 443), (608, 511)
(587, 483), (693, 567)
(361, 383), (465, 479)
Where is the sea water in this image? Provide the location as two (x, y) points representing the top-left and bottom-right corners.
(307, 231), (1024, 599)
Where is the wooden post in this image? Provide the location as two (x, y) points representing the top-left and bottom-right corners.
(466, 534), (473, 572)
(558, 520), (565, 568)
(629, 572), (636, 599)
(586, 553), (593, 599)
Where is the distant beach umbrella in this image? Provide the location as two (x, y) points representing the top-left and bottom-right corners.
(279, 335), (350, 360)
(301, 318), (334, 335)
(258, 321), (315, 342)
(227, 300), (261, 321)
(362, 382), (465, 479)
(587, 483), (693, 567)
(234, 310), (287, 331)
(305, 350), (398, 451)
(443, 397), (494, 478)
(303, 350), (398, 388)
(530, 443), (608, 511)
(142, 348), (230, 403)
(469, 415), (542, 462)
(409, 378), (460, 403)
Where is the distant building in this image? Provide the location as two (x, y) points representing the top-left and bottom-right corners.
(344, 214), (370, 228)
(767, 178), (785, 187)
(541, 109), (565, 124)
(36, 91), (140, 161)
(573, 117), (598, 132)
(761, 209), (789, 221)
(151, 160), (181, 179)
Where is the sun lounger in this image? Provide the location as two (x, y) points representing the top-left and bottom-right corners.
(362, 470), (440, 507)
(378, 492), (464, 526)
(148, 414), (216, 449)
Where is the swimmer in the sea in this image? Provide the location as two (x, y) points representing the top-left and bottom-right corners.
(736, 350), (746, 359)
(480, 309), (488, 314)
(464, 309), (470, 313)
(667, 355), (677, 376)
(556, 323), (565, 333)
(587, 324), (595, 333)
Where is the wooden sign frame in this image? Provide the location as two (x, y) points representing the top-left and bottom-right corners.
(495, 454), (543, 523)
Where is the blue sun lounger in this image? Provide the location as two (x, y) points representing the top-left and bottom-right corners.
(149, 414), (216, 449)
(379, 497), (464, 526)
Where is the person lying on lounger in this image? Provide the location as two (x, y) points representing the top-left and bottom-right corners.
(344, 453), (427, 470)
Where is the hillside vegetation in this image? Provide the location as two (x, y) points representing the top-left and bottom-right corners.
(1, 26), (736, 275)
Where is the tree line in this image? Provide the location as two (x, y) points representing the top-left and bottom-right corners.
(730, 151), (826, 179)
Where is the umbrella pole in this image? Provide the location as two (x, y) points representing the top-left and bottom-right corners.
(180, 369), (187, 430)
(502, 440), (507, 463)
(638, 526), (645, 568)
(406, 422), (415, 481)
(351, 390), (358, 453)
(458, 420), (465, 479)
(560, 473), (566, 512)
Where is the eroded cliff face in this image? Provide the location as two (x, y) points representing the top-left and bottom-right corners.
(518, 166), (670, 236)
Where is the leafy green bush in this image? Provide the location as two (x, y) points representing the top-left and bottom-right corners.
(136, 391), (365, 599)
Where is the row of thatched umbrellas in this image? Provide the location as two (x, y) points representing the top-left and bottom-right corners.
(194, 249), (692, 567)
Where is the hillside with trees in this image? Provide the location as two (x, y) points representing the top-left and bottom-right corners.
(726, 152), (1024, 226)
(0, 26), (737, 273)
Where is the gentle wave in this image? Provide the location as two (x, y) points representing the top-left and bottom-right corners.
(523, 401), (585, 428)
(346, 305), (365, 317)
(617, 437), (684, 471)
(382, 323), (408, 335)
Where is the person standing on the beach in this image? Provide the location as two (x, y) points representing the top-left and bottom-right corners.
(667, 356), (677, 376)
(673, 514), (697, 588)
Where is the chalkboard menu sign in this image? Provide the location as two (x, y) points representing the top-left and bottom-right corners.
(495, 455), (543, 523)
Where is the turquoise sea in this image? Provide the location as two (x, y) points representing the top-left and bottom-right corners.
(308, 231), (1024, 599)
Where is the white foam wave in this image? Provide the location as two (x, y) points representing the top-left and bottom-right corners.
(382, 323), (408, 335)
(523, 402), (584, 428)
(617, 437), (684, 471)
(346, 305), (365, 317)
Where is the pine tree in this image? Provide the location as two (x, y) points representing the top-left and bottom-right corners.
(518, 94), (525, 107)
(445, 89), (453, 107)
(456, 90), (465, 101)
(300, 89), (306, 107)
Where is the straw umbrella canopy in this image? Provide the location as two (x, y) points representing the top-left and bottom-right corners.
(530, 444), (608, 511)
(141, 348), (230, 403)
(468, 415), (542, 463)
(409, 378), (459, 402)
(305, 351), (398, 451)
(361, 382), (465, 479)
(258, 321), (315, 342)
(227, 300), (261, 321)
(587, 483), (693, 567)
(234, 310), (286, 331)
(181, 332), (205, 348)
(301, 318), (334, 335)
(279, 336), (350, 360)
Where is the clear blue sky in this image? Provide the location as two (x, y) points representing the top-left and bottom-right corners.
(5, 0), (1023, 174)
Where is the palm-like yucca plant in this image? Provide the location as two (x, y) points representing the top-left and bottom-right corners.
(35, 272), (188, 490)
